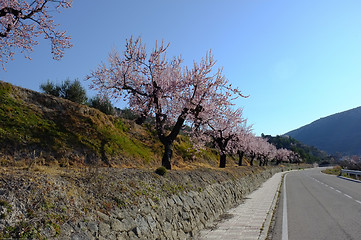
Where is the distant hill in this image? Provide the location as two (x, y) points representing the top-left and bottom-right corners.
(285, 106), (361, 156)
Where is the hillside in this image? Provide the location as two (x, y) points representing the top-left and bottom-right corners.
(285, 106), (361, 155)
(0, 81), (220, 169)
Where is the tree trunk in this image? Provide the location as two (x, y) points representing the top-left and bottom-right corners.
(250, 155), (255, 166)
(263, 159), (268, 166)
(237, 150), (244, 166)
(157, 112), (187, 170)
(219, 154), (226, 168)
(162, 142), (173, 170)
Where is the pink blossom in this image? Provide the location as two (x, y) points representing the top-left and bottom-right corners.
(0, 0), (73, 68)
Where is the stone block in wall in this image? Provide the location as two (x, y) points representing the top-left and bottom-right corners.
(110, 218), (125, 232)
(98, 222), (110, 237)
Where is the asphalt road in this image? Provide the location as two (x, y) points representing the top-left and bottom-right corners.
(270, 168), (361, 240)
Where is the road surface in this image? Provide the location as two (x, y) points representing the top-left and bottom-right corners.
(270, 168), (361, 240)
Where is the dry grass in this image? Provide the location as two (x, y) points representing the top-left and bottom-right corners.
(322, 165), (342, 176)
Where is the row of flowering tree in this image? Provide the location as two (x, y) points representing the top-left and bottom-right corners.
(88, 36), (298, 169)
(196, 103), (299, 168)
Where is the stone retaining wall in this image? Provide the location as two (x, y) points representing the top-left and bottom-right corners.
(58, 168), (281, 240)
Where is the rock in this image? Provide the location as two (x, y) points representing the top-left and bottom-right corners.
(178, 230), (187, 239)
(167, 198), (176, 207)
(87, 221), (98, 236)
(116, 232), (128, 240)
(98, 222), (110, 237)
(97, 211), (110, 223)
(181, 211), (190, 220)
(112, 207), (125, 220)
(97, 236), (108, 240)
(162, 221), (173, 238)
(127, 230), (137, 239)
(132, 227), (141, 237)
(148, 199), (157, 208)
(172, 195), (183, 206)
(78, 221), (87, 231)
(135, 215), (149, 236)
(71, 232), (91, 240)
(171, 230), (178, 239)
(121, 217), (136, 232)
(110, 218), (125, 232)
(146, 214), (157, 232)
(138, 204), (152, 215)
(60, 223), (75, 237)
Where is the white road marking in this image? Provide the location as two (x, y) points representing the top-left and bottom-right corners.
(282, 174), (288, 240)
(344, 194), (353, 199)
(310, 177), (359, 204)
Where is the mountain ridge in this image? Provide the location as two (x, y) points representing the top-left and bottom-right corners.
(285, 106), (361, 156)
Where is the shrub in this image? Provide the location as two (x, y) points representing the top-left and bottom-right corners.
(155, 166), (167, 176)
(39, 81), (61, 97)
(88, 96), (114, 115)
(117, 108), (139, 120)
(40, 79), (87, 104)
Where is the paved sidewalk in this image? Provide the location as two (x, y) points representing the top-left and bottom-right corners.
(198, 171), (285, 240)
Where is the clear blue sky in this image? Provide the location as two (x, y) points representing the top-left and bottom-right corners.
(1, 0), (360, 136)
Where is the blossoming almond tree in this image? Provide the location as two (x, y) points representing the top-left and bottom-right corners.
(197, 106), (246, 168)
(274, 148), (291, 165)
(87, 36), (247, 169)
(245, 136), (263, 166)
(257, 138), (276, 166)
(0, 0), (72, 67)
(230, 124), (253, 166)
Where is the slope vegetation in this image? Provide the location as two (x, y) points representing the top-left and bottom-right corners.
(0, 81), (220, 169)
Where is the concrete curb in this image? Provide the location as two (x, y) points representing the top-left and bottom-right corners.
(258, 172), (286, 240)
(259, 170), (301, 240)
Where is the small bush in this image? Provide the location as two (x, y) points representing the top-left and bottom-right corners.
(118, 108), (139, 120)
(88, 96), (114, 115)
(39, 81), (61, 97)
(155, 166), (167, 176)
(40, 79), (87, 104)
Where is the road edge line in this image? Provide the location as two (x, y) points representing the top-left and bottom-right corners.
(282, 173), (288, 240)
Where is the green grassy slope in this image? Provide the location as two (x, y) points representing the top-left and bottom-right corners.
(0, 81), (219, 168)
